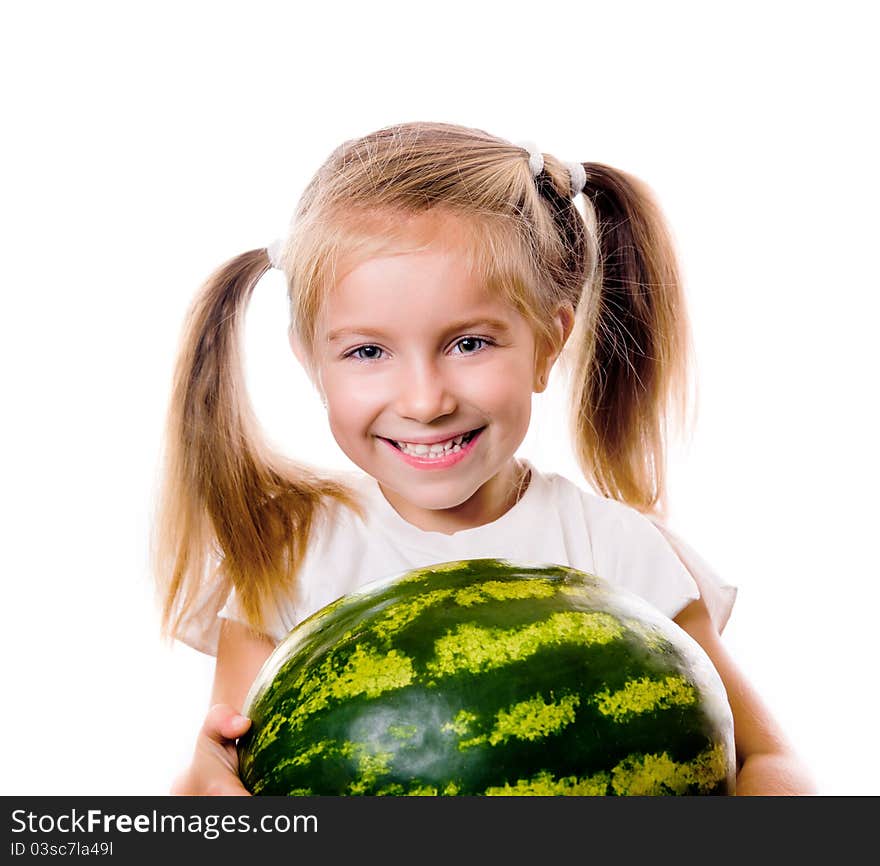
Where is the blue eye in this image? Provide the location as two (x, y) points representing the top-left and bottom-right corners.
(453, 337), (489, 354)
(347, 345), (384, 362)
(344, 337), (493, 363)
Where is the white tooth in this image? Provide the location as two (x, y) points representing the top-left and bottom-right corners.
(398, 434), (473, 456)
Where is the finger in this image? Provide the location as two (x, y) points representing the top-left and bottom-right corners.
(202, 704), (252, 744)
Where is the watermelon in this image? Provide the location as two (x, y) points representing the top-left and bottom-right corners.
(237, 559), (735, 796)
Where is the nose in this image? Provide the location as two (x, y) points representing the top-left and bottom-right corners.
(393, 359), (457, 423)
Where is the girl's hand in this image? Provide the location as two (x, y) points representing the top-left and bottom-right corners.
(170, 703), (253, 796)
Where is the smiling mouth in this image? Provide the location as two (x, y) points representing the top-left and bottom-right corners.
(383, 427), (484, 452)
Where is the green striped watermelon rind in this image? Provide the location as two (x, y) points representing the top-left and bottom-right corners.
(242, 560), (587, 712)
(238, 558), (736, 796)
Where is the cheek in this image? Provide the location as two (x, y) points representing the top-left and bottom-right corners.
(464, 358), (534, 403)
(322, 370), (385, 439)
(481, 359), (536, 433)
(325, 376), (389, 419)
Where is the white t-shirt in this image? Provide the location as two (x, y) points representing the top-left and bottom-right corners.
(176, 459), (736, 655)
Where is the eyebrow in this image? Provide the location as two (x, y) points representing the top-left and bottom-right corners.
(326, 317), (512, 344)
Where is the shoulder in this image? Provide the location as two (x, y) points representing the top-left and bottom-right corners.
(521, 462), (664, 545)
(282, 470), (373, 584)
(532, 465), (700, 619)
(523, 462), (595, 514)
(302, 471), (373, 558)
(535, 464), (661, 538)
(315, 469), (372, 527)
(525, 465), (737, 634)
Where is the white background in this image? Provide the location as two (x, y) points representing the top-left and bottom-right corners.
(2, 1), (877, 796)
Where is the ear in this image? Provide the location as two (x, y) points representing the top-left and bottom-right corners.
(533, 301), (575, 394)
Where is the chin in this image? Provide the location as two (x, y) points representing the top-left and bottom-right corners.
(413, 493), (474, 512)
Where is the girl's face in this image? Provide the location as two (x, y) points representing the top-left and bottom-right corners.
(297, 219), (569, 534)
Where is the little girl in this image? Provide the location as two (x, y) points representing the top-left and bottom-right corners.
(153, 121), (815, 795)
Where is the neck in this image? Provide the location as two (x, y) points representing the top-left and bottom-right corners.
(379, 459), (531, 535)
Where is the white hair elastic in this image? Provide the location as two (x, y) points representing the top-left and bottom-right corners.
(564, 160), (587, 197)
(266, 238), (284, 270)
(516, 141), (586, 198)
(516, 140), (545, 177)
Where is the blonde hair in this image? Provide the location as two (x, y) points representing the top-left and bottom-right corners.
(151, 121), (694, 640)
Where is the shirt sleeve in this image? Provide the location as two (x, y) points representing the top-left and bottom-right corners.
(585, 496), (700, 622)
(171, 599), (225, 657)
(170, 489), (359, 655)
(166, 554), (228, 656)
(647, 519), (738, 634)
(217, 588), (246, 629)
(578, 489), (737, 633)
(217, 586), (289, 645)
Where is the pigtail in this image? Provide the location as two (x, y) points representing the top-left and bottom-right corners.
(567, 163), (694, 520)
(151, 248), (363, 643)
